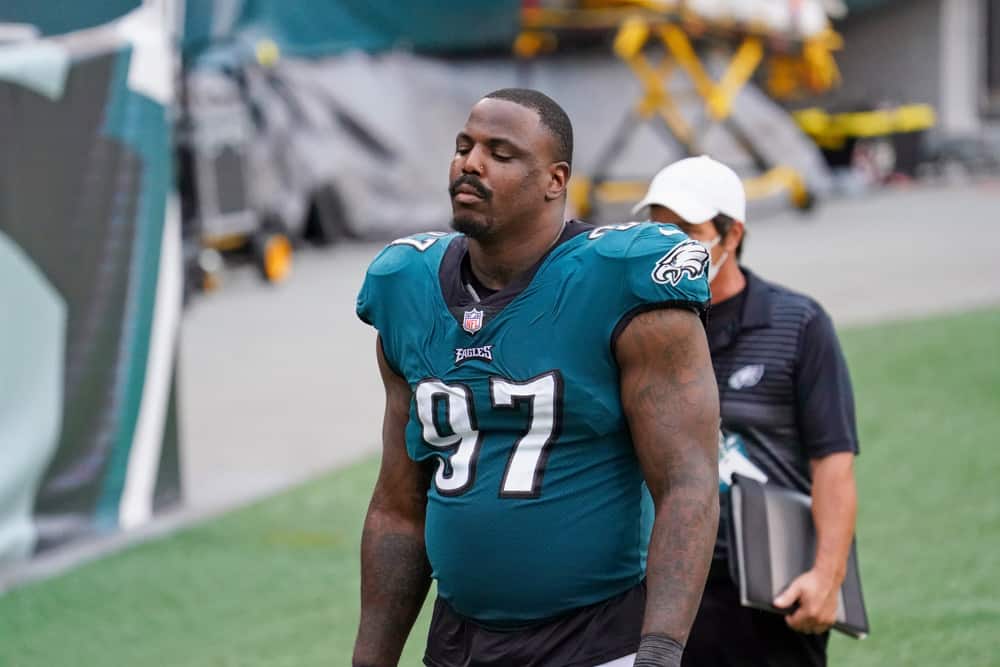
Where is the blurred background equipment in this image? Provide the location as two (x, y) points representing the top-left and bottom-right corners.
(176, 0), (838, 239)
(168, 0), (996, 255)
(793, 104), (937, 183)
(518, 0), (843, 217)
(811, 0), (995, 185)
(175, 0), (524, 293)
(177, 58), (302, 288)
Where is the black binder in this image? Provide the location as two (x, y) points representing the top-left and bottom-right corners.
(729, 474), (870, 639)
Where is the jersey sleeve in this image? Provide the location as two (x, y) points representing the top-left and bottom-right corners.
(355, 233), (450, 375)
(602, 223), (712, 346)
(356, 245), (403, 373)
(355, 271), (376, 327)
(355, 244), (401, 328)
(628, 224), (711, 307)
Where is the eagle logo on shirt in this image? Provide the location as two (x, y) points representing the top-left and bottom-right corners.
(651, 240), (709, 286)
(729, 364), (765, 390)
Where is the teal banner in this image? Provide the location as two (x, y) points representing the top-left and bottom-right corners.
(0, 0), (140, 36)
(0, 11), (181, 564)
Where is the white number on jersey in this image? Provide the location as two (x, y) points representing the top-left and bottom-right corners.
(389, 232), (448, 252)
(414, 372), (563, 498)
(415, 380), (481, 495)
(587, 222), (641, 239)
(491, 373), (560, 497)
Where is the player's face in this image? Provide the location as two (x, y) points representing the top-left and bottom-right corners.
(449, 98), (558, 240)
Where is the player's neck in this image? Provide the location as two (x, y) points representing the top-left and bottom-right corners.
(467, 219), (565, 291)
(710, 263), (746, 304)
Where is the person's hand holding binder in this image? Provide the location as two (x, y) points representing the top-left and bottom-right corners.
(774, 566), (842, 634)
(773, 451), (858, 634)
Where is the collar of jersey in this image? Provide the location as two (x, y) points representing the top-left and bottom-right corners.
(437, 220), (593, 329)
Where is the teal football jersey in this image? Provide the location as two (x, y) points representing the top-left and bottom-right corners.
(356, 220), (710, 627)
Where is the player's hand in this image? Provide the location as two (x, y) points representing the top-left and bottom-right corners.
(773, 568), (841, 634)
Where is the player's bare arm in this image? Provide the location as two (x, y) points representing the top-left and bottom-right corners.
(616, 307), (720, 651)
(352, 336), (433, 667)
(774, 451), (857, 634)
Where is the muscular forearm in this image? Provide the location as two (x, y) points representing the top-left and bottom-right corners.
(643, 474), (719, 641)
(810, 453), (857, 583)
(614, 308), (720, 644)
(353, 506), (431, 667)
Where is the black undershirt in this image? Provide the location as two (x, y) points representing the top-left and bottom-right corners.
(706, 287), (746, 352)
(460, 253), (498, 301)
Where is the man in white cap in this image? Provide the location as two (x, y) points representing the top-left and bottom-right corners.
(634, 156), (861, 667)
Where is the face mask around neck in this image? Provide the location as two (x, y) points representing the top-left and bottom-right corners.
(696, 235), (728, 284)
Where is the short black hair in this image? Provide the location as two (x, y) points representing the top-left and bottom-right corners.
(484, 88), (573, 168)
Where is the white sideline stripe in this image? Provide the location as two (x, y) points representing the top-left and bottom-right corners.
(119, 196), (182, 529)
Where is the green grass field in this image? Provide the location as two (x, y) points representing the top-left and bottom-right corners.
(1, 308), (998, 666)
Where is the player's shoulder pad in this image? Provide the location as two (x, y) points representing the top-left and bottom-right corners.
(588, 221), (710, 274)
(586, 221), (691, 258)
(358, 231), (454, 328)
(587, 221), (711, 306)
(365, 231), (455, 277)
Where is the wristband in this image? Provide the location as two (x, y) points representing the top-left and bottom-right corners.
(633, 633), (684, 667)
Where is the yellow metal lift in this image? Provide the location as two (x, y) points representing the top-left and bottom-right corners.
(793, 105), (936, 152)
(516, 2), (843, 218)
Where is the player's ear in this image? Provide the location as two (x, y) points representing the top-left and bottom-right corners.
(545, 162), (570, 201)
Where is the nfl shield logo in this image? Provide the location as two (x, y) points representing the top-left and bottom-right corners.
(462, 308), (484, 334)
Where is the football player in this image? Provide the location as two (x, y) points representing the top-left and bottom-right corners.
(353, 89), (720, 667)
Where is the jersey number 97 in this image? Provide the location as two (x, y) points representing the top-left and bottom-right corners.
(414, 371), (563, 499)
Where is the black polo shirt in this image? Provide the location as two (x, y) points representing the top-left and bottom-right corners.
(708, 268), (859, 562)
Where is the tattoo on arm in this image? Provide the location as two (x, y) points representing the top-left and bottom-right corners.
(352, 337), (433, 667)
(353, 519), (432, 666)
(616, 308), (720, 643)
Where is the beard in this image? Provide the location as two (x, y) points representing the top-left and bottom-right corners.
(450, 214), (494, 241)
(449, 174), (496, 240)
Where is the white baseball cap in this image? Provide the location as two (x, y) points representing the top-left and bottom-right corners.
(632, 155), (747, 224)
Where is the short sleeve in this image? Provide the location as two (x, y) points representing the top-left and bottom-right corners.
(627, 234), (711, 308)
(356, 273), (375, 326)
(608, 224), (711, 348)
(795, 307), (860, 458)
(353, 233), (453, 380)
(353, 243), (417, 376)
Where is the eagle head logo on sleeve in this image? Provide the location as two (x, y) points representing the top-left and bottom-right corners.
(651, 240), (710, 286)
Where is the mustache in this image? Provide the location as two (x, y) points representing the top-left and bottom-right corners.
(449, 174), (492, 201)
